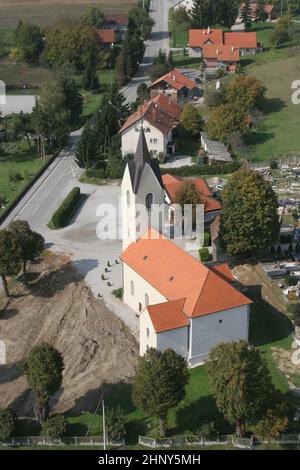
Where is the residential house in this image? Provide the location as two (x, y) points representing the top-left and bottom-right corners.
(119, 94), (182, 159)
(148, 69), (197, 104)
(239, 2), (279, 22)
(162, 173), (221, 225)
(200, 132), (232, 164)
(188, 28), (260, 68)
(121, 227), (252, 366)
(102, 14), (128, 39)
(96, 29), (116, 48)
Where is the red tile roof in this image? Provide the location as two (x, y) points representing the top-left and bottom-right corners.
(189, 28), (258, 51)
(150, 69), (195, 91)
(119, 94), (182, 135)
(202, 44), (240, 62)
(147, 298), (189, 333)
(189, 29), (224, 48)
(224, 32), (258, 49)
(162, 174), (221, 214)
(96, 29), (115, 44)
(121, 228), (252, 322)
(210, 263), (235, 283)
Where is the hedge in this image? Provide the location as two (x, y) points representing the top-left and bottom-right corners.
(160, 160), (241, 177)
(49, 187), (81, 229)
(199, 247), (212, 262)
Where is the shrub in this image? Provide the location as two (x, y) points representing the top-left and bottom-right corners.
(86, 168), (106, 179)
(203, 231), (211, 247)
(49, 187), (81, 229)
(8, 171), (23, 183)
(112, 288), (123, 299)
(287, 303), (300, 326)
(106, 406), (126, 441)
(270, 160), (278, 170)
(0, 408), (16, 441)
(285, 273), (298, 287)
(199, 247), (211, 262)
(42, 414), (67, 438)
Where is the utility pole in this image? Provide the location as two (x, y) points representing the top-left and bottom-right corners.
(102, 400), (106, 451)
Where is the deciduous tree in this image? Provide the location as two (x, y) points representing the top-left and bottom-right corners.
(0, 409), (16, 441)
(219, 169), (280, 256)
(132, 348), (188, 437)
(179, 103), (203, 137)
(23, 343), (64, 424)
(0, 230), (22, 297)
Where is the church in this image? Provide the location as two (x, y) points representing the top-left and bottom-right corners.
(120, 129), (252, 366)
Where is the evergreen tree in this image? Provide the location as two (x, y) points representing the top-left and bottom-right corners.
(255, 0), (268, 22)
(59, 75), (83, 124)
(132, 348), (188, 437)
(116, 52), (127, 87)
(23, 343), (64, 425)
(219, 169), (280, 256)
(208, 341), (288, 437)
(0, 409), (16, 441)
(75, 121), (100, 169)
(0, 230), (22, 297)
(240, 0), (253, 29)
(82, 47), (100, 92)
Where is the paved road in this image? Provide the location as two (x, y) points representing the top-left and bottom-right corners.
(121, 0), (172, 103)
(1, 0), (171, 232)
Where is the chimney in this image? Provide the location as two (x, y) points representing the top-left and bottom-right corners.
(207, 26), (210, 34)
(231, 46), (234, 52)
(216, 48), (219, 55)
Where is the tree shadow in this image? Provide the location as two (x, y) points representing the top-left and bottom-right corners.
(262, 97), (286, 114)
(27, 261), (83, 298)
(174, 396), (231, 436)
(14, 417), (40, 437)
(0, 308), (18, 319)
(72, 259), (99, 278)
(245, 131), (275, 146)
(248, 285), (294, 347)
(0, 363), (22, 384)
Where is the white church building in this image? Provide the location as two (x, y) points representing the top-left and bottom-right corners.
(120, 129), (252, 366)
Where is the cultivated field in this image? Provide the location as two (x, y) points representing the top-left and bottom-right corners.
(0, 0), (136, 28)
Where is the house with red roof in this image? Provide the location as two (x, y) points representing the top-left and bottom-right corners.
(121, 227), (252, 366)
(95, 29), (116, 48)
(148, 69), (197, 104)
(188, 27), (260, 71)
(239, 2), (278, 22)
(119, 94), (182, 159)
(162, 173), (221, 224)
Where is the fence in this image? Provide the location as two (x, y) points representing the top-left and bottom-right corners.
(139, 434), (253, 449)
(0, 436), (125, 447)
(247, 154), (300, 171)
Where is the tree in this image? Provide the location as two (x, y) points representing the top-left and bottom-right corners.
(179, 103), (203, 137)
(224, 75), (266, 112)
(137, 83), (150, 102)
(0, 230), (22, 297)
(81, 6), (104, 28)
(116, 51), (127, 87)
(23, 343), (64, 424)
(75, 120), (100, 169)
(253, 393), (289, 438)
(132, 348), (188, 437)
(106, 406), (127, 441)
(33, 82), (69, 150)
(287, 302), (300, 326)
(7, 220), (44, 278)
(58, 74), (83, 124)
(208, 340), (287, 437)
(42, 414), (67, 438)
(10, 112), (34, 149)
(285, 273), (298, 287)
(255, 0), (268, 22)
(219, 169), (280, 256)
(0, 409), (16, 441)
(206, 103), (249, 142)
(175, 180), (202, 228)
(14, 21), (44, 65)
(240, 0), (253, 29)
(270, 16), (292, 47)
(44, 23), (99, 71)
(204, 88), (224, 108)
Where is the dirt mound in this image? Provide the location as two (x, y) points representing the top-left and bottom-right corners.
(0, 252), (138, 416)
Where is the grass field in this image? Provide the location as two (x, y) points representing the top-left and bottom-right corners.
(0, 141), (49, 217)
(0, 1), (136, 28)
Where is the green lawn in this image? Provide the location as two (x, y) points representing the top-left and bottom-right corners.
(169, 7), (188, 48)
(0, 140), (49, 217)
(242, 56), (300, 161)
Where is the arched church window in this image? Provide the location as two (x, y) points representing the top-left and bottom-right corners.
(145, 293), (149, 306)
(130, 281), (135, 296)
(145, 193), (153, 211)
(126, 190), (130, 207)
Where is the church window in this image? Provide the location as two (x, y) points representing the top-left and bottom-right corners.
(126, 190), (130, 207)
(145, 294), (149, 306)
(146, 193), (153, 210)
(131, 281), (135, 296)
